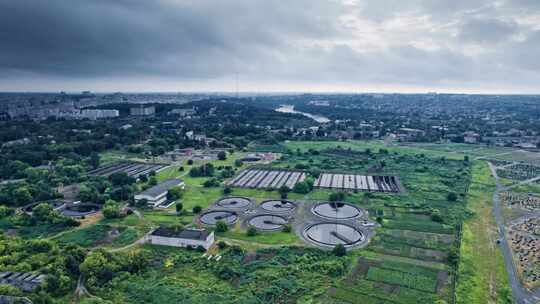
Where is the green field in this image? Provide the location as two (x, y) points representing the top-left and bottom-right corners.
(456, 162), (512, 304)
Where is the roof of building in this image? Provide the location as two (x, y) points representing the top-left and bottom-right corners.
(138, 179), (183, 198)
(151, 227), (210, 240)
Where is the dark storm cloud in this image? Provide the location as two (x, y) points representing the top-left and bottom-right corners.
(0, 0), (344, 78)
(1, 0), (540, 92)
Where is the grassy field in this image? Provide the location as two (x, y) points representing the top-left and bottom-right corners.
(456, 162), (513, 304)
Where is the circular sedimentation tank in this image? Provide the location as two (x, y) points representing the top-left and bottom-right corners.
(248, 214), (287, 231)
(61, 203), (101, 217)
(199, 210), (238, 225)
(311, 202), (362, 220)
(215, 197), (251, 209)
(304, 223), (364, 247)
(260, 200), (296, 213)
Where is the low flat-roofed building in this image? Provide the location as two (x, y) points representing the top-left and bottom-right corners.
(134, 178), (184, 207)
(0, 271), (46, 292)
(147, 227), (214, 249)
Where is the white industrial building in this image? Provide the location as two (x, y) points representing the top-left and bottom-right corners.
(134, 178), (184, 207)
(130, 106), (155, 116)
(80, 109), (119, 120)
(146, 227), (215, 249)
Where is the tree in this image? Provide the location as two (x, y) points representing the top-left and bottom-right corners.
(278, 185), (290, 199)
(247, 226), (257, 236)
(217, 151), (227, 161)
(223, 187), (232, 195)
(167, 186), (184, 200)
(33, 203), (54, 222)
(175, 202), (183, 214)
(187, 159), (194, 165)
(215, 220), (228, 233)
(13, 187), (32, 206)
(203, 178), (220, 188)
(89, 152), (100, 169)
(192, 205), (202, 214)
(447, 192), (458, 202)
(234, 159), (243, 167)
(293, 180), (311, 194)
(217, 241), (227, 249)
(103, 200), (120, 219)
(148, 176), (158, 186)
(109, 172), (134, 187)
(431, 209), (443, 223)
(329, 192), (345, 202)
(332, 244), (346, 256)
(139, 175), (148, 183)
(376, 216), (383, 226)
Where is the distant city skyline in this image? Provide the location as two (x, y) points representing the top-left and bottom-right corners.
(1, 0), (540, 94)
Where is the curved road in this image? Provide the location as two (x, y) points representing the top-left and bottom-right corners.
(488, 162), (540, 304)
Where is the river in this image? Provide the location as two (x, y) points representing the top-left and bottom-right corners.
(275, 105), (330, 123)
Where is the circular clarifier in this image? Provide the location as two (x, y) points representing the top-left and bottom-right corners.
(61, 203), (101, 217)
(215, 197), (251, 209)
(312, 202), (362, 220)
(304, 223), (364, 247)
(248, 214), (287, 231)
(260, 200), (296, 213)
(199, 210), (238, 225)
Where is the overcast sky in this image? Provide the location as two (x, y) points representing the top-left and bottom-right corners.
(1, 0), (540, 93)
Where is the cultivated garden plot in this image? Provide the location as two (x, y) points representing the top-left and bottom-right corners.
(501, 192), (540, 212)
(496, 163), (540, 181)
(508, 215), (540, 288)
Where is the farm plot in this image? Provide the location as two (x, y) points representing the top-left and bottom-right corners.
(501, 192), (540, 212)
(88, 161), (168, 179)
(497, 163), (540, 181)
(326, 257), (447, 304)
(226, 168), (306, 190)
(314, 173), (400, 193)
(508, 216), (540, 288)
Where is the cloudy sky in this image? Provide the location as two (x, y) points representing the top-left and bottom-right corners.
(1, 0), (540, 93)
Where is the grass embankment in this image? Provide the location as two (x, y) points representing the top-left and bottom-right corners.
(456, 161), (512, 304)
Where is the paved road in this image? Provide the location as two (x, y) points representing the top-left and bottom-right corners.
(488, 162), (540, 304)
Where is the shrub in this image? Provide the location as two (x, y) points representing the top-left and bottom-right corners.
(217, 151), (227, 161)
(217, 241), (228, 249)
(196, 245), (206, 252)
(447, 192), (458, 202)
(103, 200), (121, 219)
(175, 202), (183, 214)
(329, 192), (345, 202)
(282, 224), (292, 233)
(192, 206), (202, 214)
(247, 227), (257, 237)
(215, 220), (228, 233)
(203, 178), (220, 188)
(332, 244), (346, 256)
(223, 187), (232, 195)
